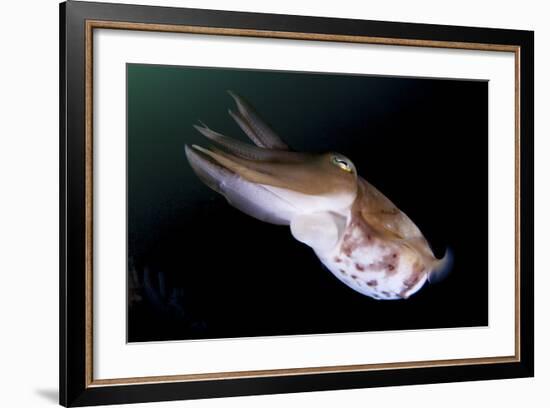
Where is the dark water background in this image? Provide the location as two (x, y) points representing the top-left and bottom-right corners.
(127, 63), (488, 342)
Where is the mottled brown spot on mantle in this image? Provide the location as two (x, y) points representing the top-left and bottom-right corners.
(340, 217), (376, 257)
(355, 263), (365, 271)
(339, 269), (347, 275)
(399, 270), (425, 298)
(334, 256), (342, 263)
(403, 273), (421, 289)
(384, 262), (398, 276)
(367, 280), (378, 287)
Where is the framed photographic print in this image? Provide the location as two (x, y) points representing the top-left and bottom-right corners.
(59, 1), (534, 406)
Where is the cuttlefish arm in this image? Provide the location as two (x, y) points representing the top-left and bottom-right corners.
(185, 144), (298, 226)
(227, 91), (289, 150)
(185, 91), (452, 299)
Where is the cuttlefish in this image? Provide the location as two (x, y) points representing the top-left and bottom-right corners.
(184, 92), (452, 300)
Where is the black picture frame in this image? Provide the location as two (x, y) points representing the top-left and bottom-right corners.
(60, 1), (534, 406)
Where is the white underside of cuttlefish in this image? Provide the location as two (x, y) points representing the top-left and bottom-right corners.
(185, 91), (453, 300)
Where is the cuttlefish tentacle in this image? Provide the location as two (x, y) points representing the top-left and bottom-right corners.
(185, 91), (453, 300)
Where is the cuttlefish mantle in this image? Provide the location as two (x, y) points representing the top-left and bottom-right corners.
(185, 91), (453, 300)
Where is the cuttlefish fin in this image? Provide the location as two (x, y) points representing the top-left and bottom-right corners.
(185, 144), (296, 225)
(290, 212), (347, 252)
(228, 90), (289, 150)
(428, 247), (454, 284)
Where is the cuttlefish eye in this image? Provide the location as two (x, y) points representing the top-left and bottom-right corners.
(331, 155), (354, 173)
